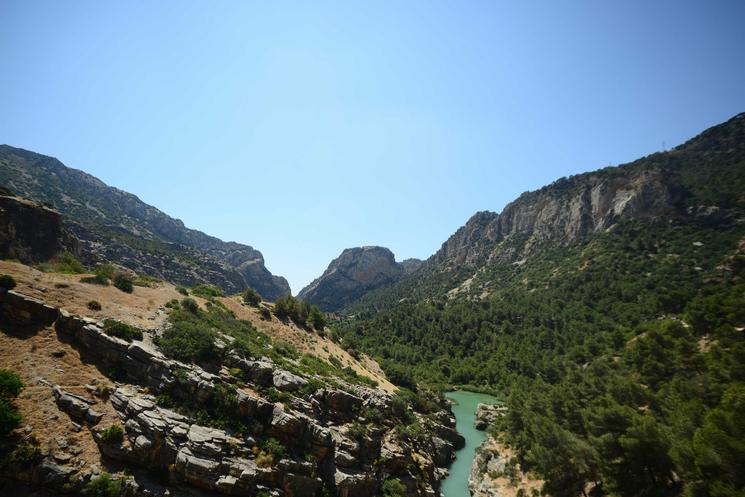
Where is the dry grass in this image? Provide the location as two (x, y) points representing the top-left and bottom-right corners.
(0, 323), (119, 470)
(0, 259), (395, 392)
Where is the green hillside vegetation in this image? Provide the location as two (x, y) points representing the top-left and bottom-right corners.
(334, 115), (745, 496)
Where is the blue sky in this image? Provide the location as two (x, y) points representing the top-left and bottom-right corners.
(2, 1), (744, 293)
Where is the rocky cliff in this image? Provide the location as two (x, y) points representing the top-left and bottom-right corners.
(0, 145), (290, 299)
(420, 112), (745, 293)
(0, 195), (79, 263)
(298, 247), (421, 311)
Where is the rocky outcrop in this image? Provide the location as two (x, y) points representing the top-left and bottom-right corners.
(298, 246), (421, 311)
(0, 195), (78, 263)
(0, 288), (458, 497)
(430, 167), (679, 272)
(0, 145), (290, 299)
(53, 386), (103, 425)
(408, 114), (745, 297)
(474, 403), (507, 430)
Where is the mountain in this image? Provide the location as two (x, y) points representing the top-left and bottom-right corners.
(0, 145), (290, 300)
(297, 246), (421, 311)
(336, 113), (745, 497)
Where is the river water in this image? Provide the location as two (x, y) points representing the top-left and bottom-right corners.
(439, 391), (499, 497)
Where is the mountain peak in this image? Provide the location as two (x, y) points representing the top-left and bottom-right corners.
(298, 246), (421, 311)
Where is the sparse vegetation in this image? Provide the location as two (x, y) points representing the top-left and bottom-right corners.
(254, 437), (286, 467)
(0, 369), (23, 437)
(87, 300), (102, 311)
(112, 272), (133, 293)
(80, 274), (109, 286)
(242, 287), (261, 307)
(99, 424), (124, 444)
(181, 297), (199, 314)
(273, 295), (326, 331)
(132, 274), (160, 287)
(259, 306), (271, 320)
(82, 473), (122, 497)
(36, 251), (86, 274)
(191, 283), (223, 298)
(176, 285), (189, 296)
(102, 319), (143, 342)
(382, 478), (407, 497)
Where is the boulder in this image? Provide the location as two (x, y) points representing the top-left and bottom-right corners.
(0, 290), (59, 327)
(474, 403), (507, 430)
(52, 386), (100, 425)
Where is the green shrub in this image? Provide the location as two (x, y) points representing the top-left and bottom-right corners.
(361, 407), (384, 424)
(112, 273), (133, 293)
(347, 422), (368, 442)
(99, 424), (124, 444)
(102, 319), (143, 342)
(0, 274), (16, 290)
(273, 341), (298, 359)
(191, 283), (223, 298)
(94, 264), (116, 279)
(309, 306), (326, 330)
(0, 399), (22, 437)
(156, 320), (215, 363)
(298, 377), (325, 397)
(259, 307), (271, 320)
(259, 438), (286, 460)
(181, 297), (199, 314)
(132, 274), (160, 287)
(83, 473), (122, 497)
(272, 295), (324, 329)
(0, 369), (23, 399)
(242, 288), (261, 307)
(0, 370), (23, 436)
(382, 478), (407, 497)
(176, 285), (189, 296)
(80, 274), (109, 286)
(37, 252), (86, 274)
(87, 300), (102, 311)
(259, 386), (291, 403)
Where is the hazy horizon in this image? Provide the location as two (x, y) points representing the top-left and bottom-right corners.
(2, 1), (744, 292)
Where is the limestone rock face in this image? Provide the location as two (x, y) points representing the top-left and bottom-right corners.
(298, 246), (421, 311)
(430, 168), (678, 271)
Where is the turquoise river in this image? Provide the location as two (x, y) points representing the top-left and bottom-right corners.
(439, 391), (499, 497)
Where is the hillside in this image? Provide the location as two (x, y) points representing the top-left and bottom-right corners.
(335, 113), (745, 496)
(0, 145), (290, 300)
(0, 258), (465, 497)
(298, 246), (421, 312)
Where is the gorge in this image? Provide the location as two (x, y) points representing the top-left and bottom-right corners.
(1, 112), (745, 497)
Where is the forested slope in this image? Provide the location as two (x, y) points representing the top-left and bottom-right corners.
(334, 113), (745, 496)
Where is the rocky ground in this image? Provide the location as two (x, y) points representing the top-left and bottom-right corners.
(468, 405), (542, 497)
(0, 262), (460, 497)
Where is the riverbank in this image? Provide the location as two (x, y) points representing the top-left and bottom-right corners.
(468, 436), (543, 497)
(440, 391), (498, 497)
